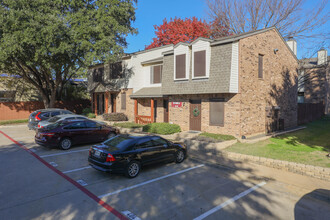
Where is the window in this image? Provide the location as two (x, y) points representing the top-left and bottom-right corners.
(258, 54), (263, 79)
(93, 67), (104, 82)
(64, 122), (86, 130)
(151, 65), (162, 84)
(85, 121), (98, 128)
(110, 62), (123, 79)
(209, 99), (225, 126)
(136, 138), (154, 149)
(51, 111), (61, 117)
(175, 54), (186, 79)
(194, 50), (206, 77)
(121, 92), (126, 110)
(151, 137), (168, 146)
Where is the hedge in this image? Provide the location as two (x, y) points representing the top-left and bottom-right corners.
(142, 123), (181, 135)
(102, 113), (128, 121)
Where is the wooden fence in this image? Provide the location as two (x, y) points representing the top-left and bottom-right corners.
(297, 103), (325, 125)
(0, 99), (91, 121)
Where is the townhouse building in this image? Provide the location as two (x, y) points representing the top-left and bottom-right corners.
(88, 27), (298, 138)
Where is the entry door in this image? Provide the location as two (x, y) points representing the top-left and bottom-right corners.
(111, 93), (116, 113)
(189, 100), (201, 131)
(97, 93), (105, 115)
(163, 100), (169, 123)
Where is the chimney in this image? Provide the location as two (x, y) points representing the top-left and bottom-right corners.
(317, 49), (328, 65)
(286, 38), (297, 56)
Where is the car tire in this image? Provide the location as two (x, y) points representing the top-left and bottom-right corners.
(125, 161), (141, 178)
(107, 132), (116, 139)
(60, 138), (72, 150)
(175, 150), (185, 163)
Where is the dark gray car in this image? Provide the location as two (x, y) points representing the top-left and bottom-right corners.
(28, 108), (73, 130)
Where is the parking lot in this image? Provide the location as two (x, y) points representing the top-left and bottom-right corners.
(1, 124), (330, 220)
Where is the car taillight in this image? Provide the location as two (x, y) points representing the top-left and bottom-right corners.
(43, 133), (55, 137)
(35, 112), (41, 121)
(105, 153), (116, 162)
(38, 124), (44, 128)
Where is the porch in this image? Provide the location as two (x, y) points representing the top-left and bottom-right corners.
(130, 87), (169, 125)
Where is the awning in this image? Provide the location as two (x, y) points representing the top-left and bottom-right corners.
(130, 87), (166, 98)
(141, 57), (163, 66)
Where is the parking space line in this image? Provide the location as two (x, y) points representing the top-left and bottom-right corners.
(193, 181), (267, 220)
(63, 166), (92, 174)
(98, 164), (205, 198)
(0, 130), (128, 220)
(40, 149), (89, 158)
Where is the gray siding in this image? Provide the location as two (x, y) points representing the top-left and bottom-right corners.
(161, 43), (233, 95)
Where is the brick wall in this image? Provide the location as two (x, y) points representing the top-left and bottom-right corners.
(136, 98), (164, 123)
(239, 29), (298, 136)
(0, 99), (91, 121)
(113, 89), (135, 121)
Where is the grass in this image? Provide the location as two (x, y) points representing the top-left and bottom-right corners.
(199, 132), (236, 141)
(225, 115), (330, 168)
(0, 119), (29, 125)
(113, 122), (144, 128)
(142, 123), (181, 135)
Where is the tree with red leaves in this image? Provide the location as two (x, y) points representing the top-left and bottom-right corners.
(145, 17), (230, 50)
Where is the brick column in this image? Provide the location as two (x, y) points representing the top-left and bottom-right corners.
(134, 99), (138, 123)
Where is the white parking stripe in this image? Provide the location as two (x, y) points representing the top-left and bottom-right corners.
(40, 149), (89, 158)
(98, 164), (205, 198)
(193, 181), (267, 220)
(63, 166), (92, 174)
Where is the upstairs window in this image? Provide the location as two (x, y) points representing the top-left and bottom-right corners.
(110, 62), (123, 79)
(93, 67), (104, 82)
(151, 65), (162, 84)
(258, 54), (263, 79)
(194, 50), (206, 77)
(175, 54), (186, 79)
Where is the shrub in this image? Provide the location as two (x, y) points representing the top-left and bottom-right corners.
(82, 107), (92, 115)
(103, 113), (128, 121)
(142, 123), (181, 135)
(113, 122), (144, 128)
(87, 113), (96, 118)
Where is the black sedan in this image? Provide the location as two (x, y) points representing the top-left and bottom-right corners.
(88, 135), (187, 178)
(35, 119), (119, 150)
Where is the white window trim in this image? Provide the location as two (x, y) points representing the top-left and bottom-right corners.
(174, 45), (190, 81)
(150, 64), (163, 85)
(192, 43), (210, 79)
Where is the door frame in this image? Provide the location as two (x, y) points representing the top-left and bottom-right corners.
(189, 99), (202, 131)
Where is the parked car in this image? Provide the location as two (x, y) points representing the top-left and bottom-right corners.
(37, 114), (88, 129)
(28, 108), (73, 130)
(35, 119), (119, 150)
(88, 135), (187, 178)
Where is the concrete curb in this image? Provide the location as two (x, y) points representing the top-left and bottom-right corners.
(222, 151), (330, 181)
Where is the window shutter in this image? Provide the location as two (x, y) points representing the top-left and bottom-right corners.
(176, 54), (186, 79)
(258, 54), (263, 79)
(194, 50), (206, 77)
(209, 99), (224, 126)
(121, 93), (126, 110)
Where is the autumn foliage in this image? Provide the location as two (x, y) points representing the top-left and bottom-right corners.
(145, 17), (230, 50)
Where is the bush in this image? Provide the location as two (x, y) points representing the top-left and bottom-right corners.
(87, 113), (96, 118)
(82, 107), (92, 115)
(113, 122), (144, 128)
(103, 113), (128, 121)
(142, 123), (181, 135)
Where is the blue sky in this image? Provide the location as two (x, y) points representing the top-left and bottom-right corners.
(125, 0), (329, 59)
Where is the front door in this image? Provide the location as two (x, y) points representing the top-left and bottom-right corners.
(189, 99), (201, 131)
(97, 93), (105, 115)
(111, 93), (116, 113)
(163, 99), (169, 123)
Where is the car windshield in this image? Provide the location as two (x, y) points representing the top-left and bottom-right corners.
(102, 136), (133, 152)
(48, 116), (61, 122)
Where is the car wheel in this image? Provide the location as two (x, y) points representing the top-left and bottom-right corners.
(175, 150), (185, 163)
(60, 138), (72, 150)
(107, 132), (116, 139)
(125, 161), (141, 178)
